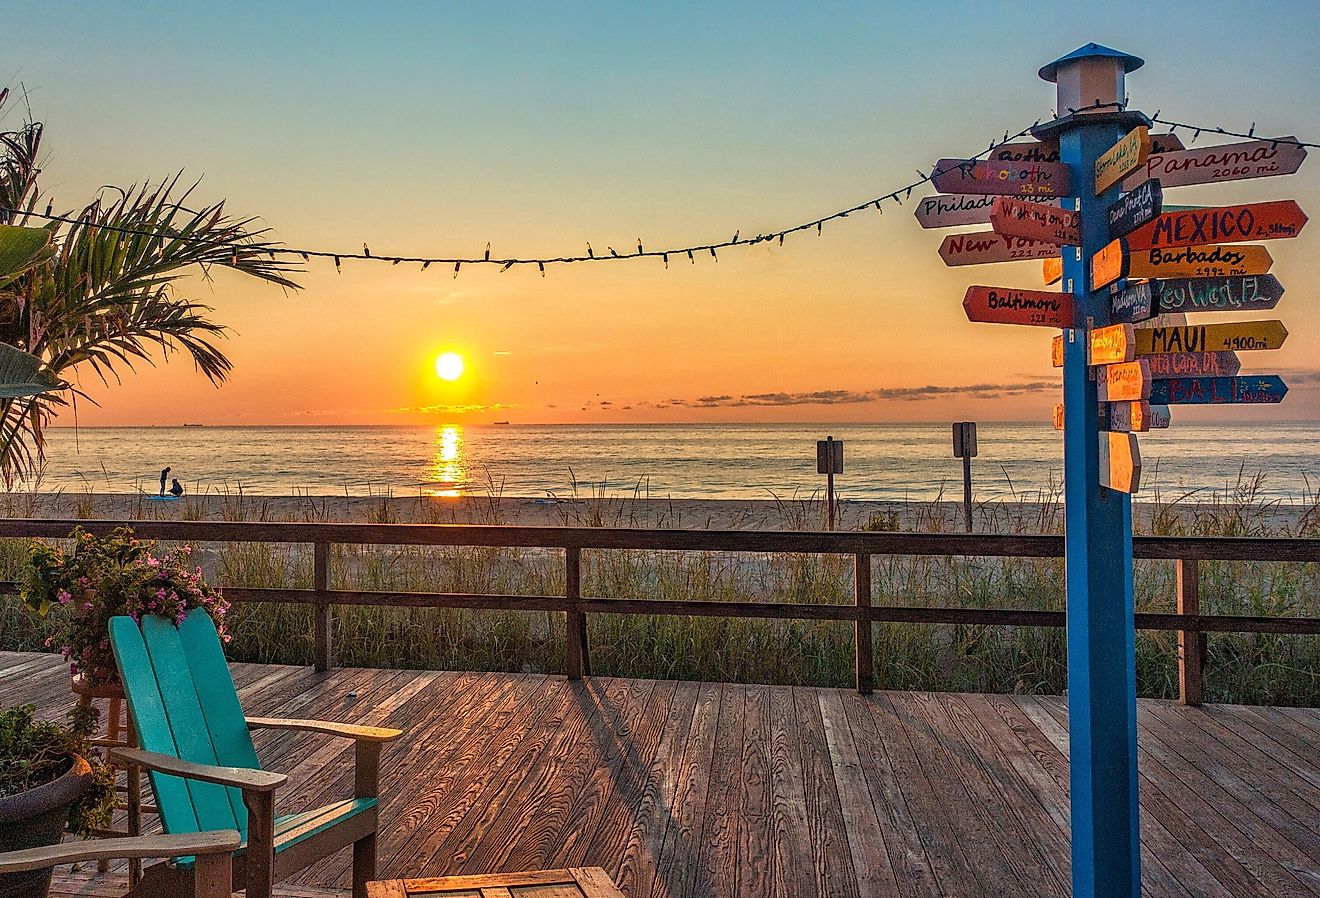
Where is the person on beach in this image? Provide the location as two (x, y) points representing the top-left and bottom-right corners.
(159, 466), (171, 496)
(169, 478), (184, 497)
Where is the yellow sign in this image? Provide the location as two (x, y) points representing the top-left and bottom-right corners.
(1095, 126), (1150, 194)
(1088, 324), (1135, 365)
(1133, 320), (1288, 355)
(1127, 244), (1273, 279)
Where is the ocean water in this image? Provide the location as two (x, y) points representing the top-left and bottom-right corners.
(31, 422), (1320, 503)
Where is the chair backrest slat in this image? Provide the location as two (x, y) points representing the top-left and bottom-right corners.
(108, 617), (201, 835)
(177, 609), (259, 826)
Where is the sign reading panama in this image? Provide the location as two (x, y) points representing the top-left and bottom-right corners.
(1123, 136), (1308, 190)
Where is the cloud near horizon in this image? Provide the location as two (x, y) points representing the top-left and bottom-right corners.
(635, 379), (1062, 408)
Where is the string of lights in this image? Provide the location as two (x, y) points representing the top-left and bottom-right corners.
(1, 109), (1314, 276)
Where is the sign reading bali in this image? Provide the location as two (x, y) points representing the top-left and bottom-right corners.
(962, 286), (1073, 327)
(930, 158), (1072, 197)
(1150, 375), (1288, 404)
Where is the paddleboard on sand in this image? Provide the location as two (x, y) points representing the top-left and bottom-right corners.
(145, 495), (181, 501)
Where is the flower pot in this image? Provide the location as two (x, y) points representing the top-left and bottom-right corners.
(0, 754), (95, 898)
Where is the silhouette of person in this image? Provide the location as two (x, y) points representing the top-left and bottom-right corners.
(159, 466), (171, 496)
(169, 478), (184, 498)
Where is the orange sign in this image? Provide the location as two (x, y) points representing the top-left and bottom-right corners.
(1125, 200), (1307, 251)
(1099, 431), (1142, 494)
(1088, 324), (1135, 365)
(1128, 244), (1273, 279)
(1043, 256), (1063, 285)
(1095, 359), (1152, 402)
(1053, 403), (1065, 431)
(990, 197), (1081, 245)
(1108, 401), (1170, 433)
(1051, 334), (1065, 367)
(1091, 238), (1127, 291)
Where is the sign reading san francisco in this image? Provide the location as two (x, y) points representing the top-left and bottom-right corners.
(931, 158), (1071, 197)
(962, 286), (1073, 327)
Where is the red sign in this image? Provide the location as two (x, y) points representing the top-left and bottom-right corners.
(938, 232), (1059, 266)
(1144, 351), (1240, 378)
(1125, 201), (1308, 251)
(990, 197), (1080, 245)
(931, 159), (1071, 197)
(914, 194), (1062, 229)
(962, 286), (1073, 328)
(1123, 137), (1307, 190)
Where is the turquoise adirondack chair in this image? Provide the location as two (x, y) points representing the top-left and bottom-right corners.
(108, 609), (402, 898)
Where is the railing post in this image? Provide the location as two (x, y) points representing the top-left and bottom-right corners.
(1177, 558), (1203, 706)
(855, 553), (874, 694)
(313, 542), (333, 673)
(564, 546), (589, 679)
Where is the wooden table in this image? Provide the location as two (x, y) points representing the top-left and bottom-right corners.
(366, 867), (624, 898)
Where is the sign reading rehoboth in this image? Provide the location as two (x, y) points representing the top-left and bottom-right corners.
(990, 197), (1081, 244)
(1108, 179), (1163, 239)
(1152, 274), (1284, 314)
(1108, 401), (1170, 433)
(1125, 201), (1308, 251)
(1095, 126), (1151, 194)
(1150, 375), (1288, 404)
(1092, 238), (1128, 290)
(1133, 320), (1288, 355)
(1110, 282), (1157, 324)
(914, 194), (1063, 229)
(1128, 244), (1273, 279)
(1089, 324), (1134, 365)
(1123, 137), (1308, 191)
(1043, 256), (1063, 285)
(938, 232), (1059, 266)
(962, 286), (1073, 327)
(931, 158), (1072, 197)
(1095, 360), (1152, 402)
(1145, 351), (1240, 378)
(1098, 431), (1142, 494)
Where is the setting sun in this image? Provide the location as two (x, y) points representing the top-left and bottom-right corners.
(434, 352), (465, 382)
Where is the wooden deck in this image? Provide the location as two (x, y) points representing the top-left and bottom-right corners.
(3, 652), (1316, 898)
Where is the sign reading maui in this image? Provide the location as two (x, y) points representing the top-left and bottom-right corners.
(962, 286), (1073, 327)
(931, 159), (1071, 197)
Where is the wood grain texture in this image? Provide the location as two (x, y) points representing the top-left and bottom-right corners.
(0, 654), (1310, 898)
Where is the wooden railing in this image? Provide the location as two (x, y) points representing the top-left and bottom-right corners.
(0, 519), (1316, 705)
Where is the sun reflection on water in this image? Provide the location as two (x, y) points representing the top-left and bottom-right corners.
(423, 425), (466, 496)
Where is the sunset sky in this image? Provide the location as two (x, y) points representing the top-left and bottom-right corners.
(8, 1), (1320, 425)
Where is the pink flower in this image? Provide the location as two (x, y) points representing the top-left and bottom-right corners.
(146, 557), (160, 568)
(83, 601), (94, 611)
(57, 590), (73, 604)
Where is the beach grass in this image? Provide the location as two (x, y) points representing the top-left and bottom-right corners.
(0, 472), (1315, 706)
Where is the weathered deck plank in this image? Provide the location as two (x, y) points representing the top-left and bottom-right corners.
(0, 651), (1311, 898)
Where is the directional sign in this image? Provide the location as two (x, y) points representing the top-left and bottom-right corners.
(1098, 431), (1142, 494)
(938, 232), (1059, 266)
(914, 194), (1062, 228)
(1091, 238), (1127, 290)
(992, 132), (1182, 165)
(1125, 201), (1308, 251)
(1128, 244), (1273, 279)
(1108, 401), (1170, 433)
(1089, 324), (1134, 365)
(1043, 256), (1063, 285)
(1150, 375), (1288, 405)
(1095, 360), (1152, 402)
(991, 197), (1081, 245)
(931, 159), (1071, 198)
(1109, 281), (1156, 324)
(1107, 179), (1163, 240)
(1051, 334), (1065, 367)
(962, 286), (1073, 327)
(1151, 274), (1284, 315)
(1145, 351), (1240, 378)
(1134, 320), (1287, 355)
(1053, 403), (1065, 431)
(1095, 126), (1150, 194)
(1124, 137), (1307, 191)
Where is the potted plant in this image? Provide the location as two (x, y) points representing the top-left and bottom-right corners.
(0, 704), (114, 897)
(21, 526), (231, 688)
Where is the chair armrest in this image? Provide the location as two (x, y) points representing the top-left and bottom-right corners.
(246, 716), (403, 743)
(0, 829), (240, 874)
(110, 747), (287, 792)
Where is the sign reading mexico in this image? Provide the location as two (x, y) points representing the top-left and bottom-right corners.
(931, 158), (1071, 197)
(1125, 201), (1307, 251)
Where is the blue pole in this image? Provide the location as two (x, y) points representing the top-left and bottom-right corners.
(1041, 44), (1146, 898)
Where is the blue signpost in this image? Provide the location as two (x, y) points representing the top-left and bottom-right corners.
(1035, 45), (1148, 898)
